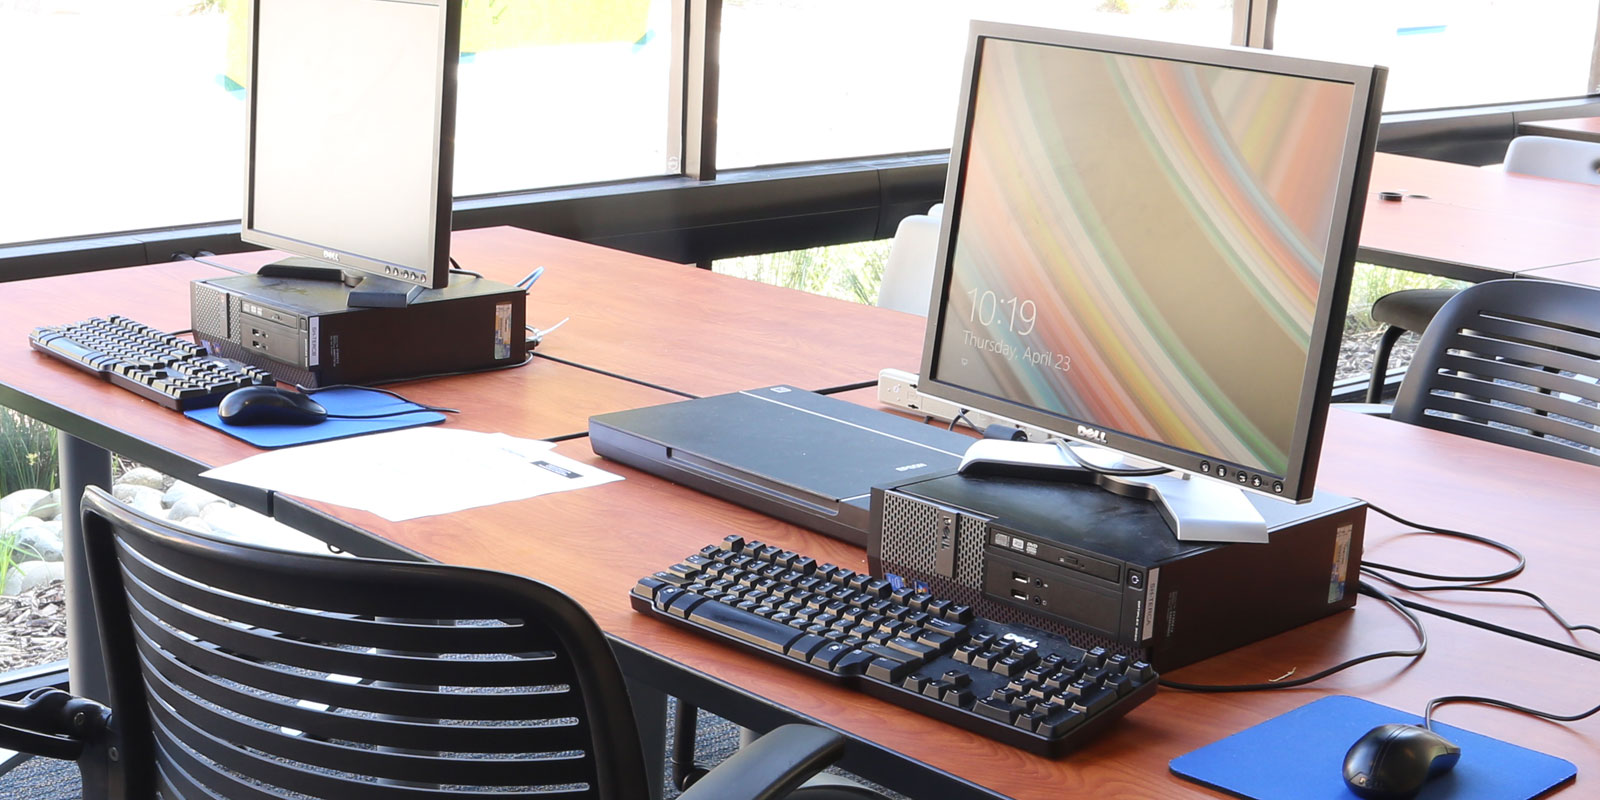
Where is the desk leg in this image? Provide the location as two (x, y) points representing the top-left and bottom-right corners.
(627, 676), (668, 800)
(58, 432), (113, 704)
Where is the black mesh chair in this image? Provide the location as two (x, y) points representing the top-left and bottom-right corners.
(1389, 279), (1600, 467)
(0, 486), (879, 799)
(1366, 135), (1600, 403)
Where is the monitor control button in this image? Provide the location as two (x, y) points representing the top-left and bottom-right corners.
(1199, 461), (1211, 473)
(1251, 475), (1263, 487)
(1215, 466), (1227, 478)
(1236, 472), (1248, 484)
(1272, 481), (1284, 493)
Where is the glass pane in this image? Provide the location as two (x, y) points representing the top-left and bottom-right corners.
(1273, 1), (1600, 111)
(714, 239), (893, 304)
(1339, 263), (1467, 381)
(454, 0), (676, 195)
(1, 408), (62, 675)
(718, 0), (1238, 169)
(0, 0), (675, 248)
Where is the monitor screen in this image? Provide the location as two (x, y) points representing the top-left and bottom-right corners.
(241, 0), (458, 290)
(921, 24), (1383, 503)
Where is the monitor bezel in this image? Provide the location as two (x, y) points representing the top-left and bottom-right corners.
(917, 21), (1385, 503)
(239, 0), (460, 291)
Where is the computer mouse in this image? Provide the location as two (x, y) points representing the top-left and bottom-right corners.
(217, 386), (328, 426)
(1343, 723), (1461, 800)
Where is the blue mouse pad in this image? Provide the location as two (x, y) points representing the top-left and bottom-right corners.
(1170, 695), (1575, 800)
(185, 388), (446, 449)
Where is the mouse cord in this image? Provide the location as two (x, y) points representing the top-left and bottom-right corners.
(1424, 694), (1600, 732)
(1159, 580), (1427, 693)
(1355, 499), (1597, 643)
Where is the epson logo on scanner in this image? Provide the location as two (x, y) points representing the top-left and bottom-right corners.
(895, 462), (929, 472)
(1077, 424), (1108, 444)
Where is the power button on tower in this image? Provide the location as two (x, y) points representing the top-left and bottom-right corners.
(1127, 570), (1143, 589)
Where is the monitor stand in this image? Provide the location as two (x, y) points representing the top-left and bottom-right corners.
(257, 257), (425, 308)
(957, 439), (1269, 544)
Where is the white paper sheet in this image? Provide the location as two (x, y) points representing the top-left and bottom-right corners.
(201, 428), (621, 521)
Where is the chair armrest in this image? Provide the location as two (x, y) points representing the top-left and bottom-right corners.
(678, 724), (845, 800)
(1332, 403), (1393, 418)
(0, 689), (108, 761)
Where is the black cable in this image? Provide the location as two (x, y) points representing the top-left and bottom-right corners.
(1357, 500), (1525, 583)
(545, 431), (590, 443)
(530, 352), (698, 399)
(1425, 694), (1600, 731)
(1361, 566), (1599, 641)
(1052, 439), (1170, 477)
(447, 256), (483, 279)
(1160, 580), (1427, 692)
(815, 380), (878, 395)
(948, 410), (975, 432)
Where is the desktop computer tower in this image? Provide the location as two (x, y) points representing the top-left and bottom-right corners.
(190, 273), (526, 387)
(870, 471), (1365, 671)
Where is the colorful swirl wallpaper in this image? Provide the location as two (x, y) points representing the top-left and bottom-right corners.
(933, 39), (1356, 475)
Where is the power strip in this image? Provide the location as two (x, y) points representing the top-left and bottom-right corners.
(877, 368), (1059, 441)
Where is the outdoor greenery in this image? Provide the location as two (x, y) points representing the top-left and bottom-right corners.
(1344, 262), (1470, 335)
(0, 408), (57, 500)
(714, 239), (893, 305)
(0, 532), (41, 593)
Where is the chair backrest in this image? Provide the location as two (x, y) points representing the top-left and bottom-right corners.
(876, 204), (944, 315)
(78, 486), (648, 799)
(1503, 135), (1600, 185)
(1391, 279), (1600, 467)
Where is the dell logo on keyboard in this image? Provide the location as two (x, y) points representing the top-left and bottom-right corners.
(1076, 425), (1108, 444)
(895, 462), (929, 472)
(1001, 632), (1040, 649)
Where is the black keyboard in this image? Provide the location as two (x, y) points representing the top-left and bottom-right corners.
(29, 315), (274, 411)
(631, 535), (1158, 756)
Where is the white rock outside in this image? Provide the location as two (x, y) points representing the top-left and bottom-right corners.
(118, 467), (170, 491)
(1, 560), (65, 596)
(26, 489), (61, 521)
(5, 515), (48, 536)
(113, 484), (165, 516)
(11, 526), (63, 562)
(0, 489), (48, 520)
(162, 481), (224, 511)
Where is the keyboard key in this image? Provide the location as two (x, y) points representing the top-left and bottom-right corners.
(633, 541), (1159, 757)
(684, 600), (803, 653)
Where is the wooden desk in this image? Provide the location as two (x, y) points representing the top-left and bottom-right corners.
(1360, 153), (1600, 282)
(208, 227), (928, 399)
(1518, 116), (1600, 144)
(6, 236), (1597, 798)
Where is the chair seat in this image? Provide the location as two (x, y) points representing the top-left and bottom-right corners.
(1370, 288), (1458, 333)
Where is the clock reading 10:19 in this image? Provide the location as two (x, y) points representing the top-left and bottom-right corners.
(965, 288), (1037, 335)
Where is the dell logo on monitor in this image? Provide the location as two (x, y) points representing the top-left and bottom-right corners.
(321, 250), (341, 263)
(1076, 424), (1108, 444)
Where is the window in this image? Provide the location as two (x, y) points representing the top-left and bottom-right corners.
(0, 1), (677, 248)
(717, 0), (1238, 169)
(1272, 1), (1600, 111)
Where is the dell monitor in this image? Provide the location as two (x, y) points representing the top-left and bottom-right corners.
(920, 23), (1385, 517)
(241, 0), (461, 306)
